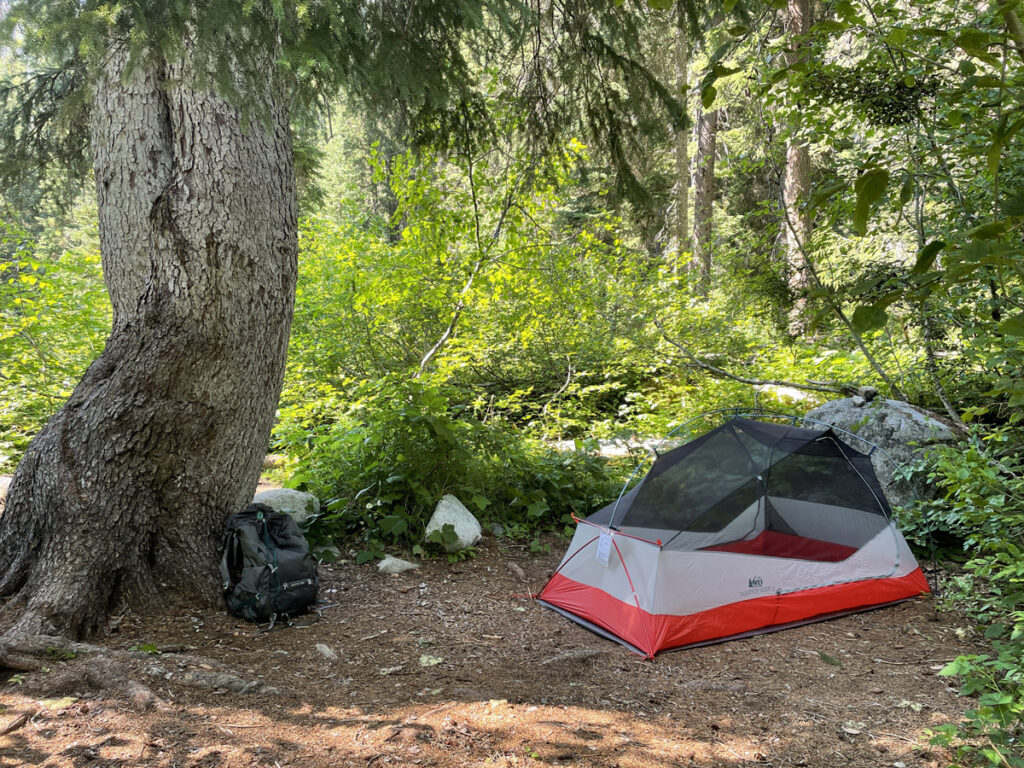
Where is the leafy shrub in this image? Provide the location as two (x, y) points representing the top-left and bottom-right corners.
(909, 428), (1024, 766)
(0, 216), (109, 470)
(276, 375), (626, 561)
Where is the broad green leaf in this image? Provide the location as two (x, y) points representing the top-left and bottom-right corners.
(853, 168), (889, 236)
(998, 313), (1024, 336)
(701, 84), (717, 108)
(814, 20), (848, 33)
(988, 138), (1003, 178)
(911, 241), (945, 274)
(851, 305), (887, 334)
(710, 43), (732, 63)
(646, 0), (673, 8)
(898, 174), (913, 206)
(968, 219), (1010, 239)
(1003, 189), (1024, 217)
(808, 180), (847, 212)
(956, 29), (993, 57)
(724, 0), (738, 11)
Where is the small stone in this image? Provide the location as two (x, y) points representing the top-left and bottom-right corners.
(378, 555), (420, 574)
(316, 643), (338, 661)
(851, 395), (866, 407)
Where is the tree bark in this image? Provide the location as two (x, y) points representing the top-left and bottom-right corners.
(784, 0), (812, 333)
(691, 107), (720, 295)
(673, 10), (691, 273)
(0, 42), (297, 639)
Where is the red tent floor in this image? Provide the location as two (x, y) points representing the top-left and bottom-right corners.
(538, 567), (930, 657)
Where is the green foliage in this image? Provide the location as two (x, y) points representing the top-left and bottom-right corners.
(903, 430), (1024, 765)
(44, 646), (77, 661)
(277, 375), (625, 557)
(0, 211), (109, 470)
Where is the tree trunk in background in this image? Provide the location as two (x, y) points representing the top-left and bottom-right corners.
(0, 42), (297, 639)
(673, 9), (691, 274)
(692, 107), (720, 296)
(784, 0), (812, 333)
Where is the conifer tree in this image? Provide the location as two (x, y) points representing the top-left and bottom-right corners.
(0, 0), (710, 641)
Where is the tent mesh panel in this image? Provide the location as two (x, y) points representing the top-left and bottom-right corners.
(602, 418), (892, 556)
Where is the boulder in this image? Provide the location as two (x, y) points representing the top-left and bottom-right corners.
(0, 475), (11, 503)
(804, 397), (961, 507)
(425, 494), (482, 552)
(252, 488), (320, 526)
(378, 555), (420, 574)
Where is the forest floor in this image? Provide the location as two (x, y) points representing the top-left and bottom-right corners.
(0, 533), (976, 768)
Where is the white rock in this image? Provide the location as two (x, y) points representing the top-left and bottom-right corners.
(378, 555), (419, 574)
(0, 475), (11, 502)
(252, 488), (320, 526)
(316, 643), (338, 661)
(425, 494), (482, 552)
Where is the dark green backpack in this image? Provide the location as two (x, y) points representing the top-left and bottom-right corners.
(220, 503), (319, 624)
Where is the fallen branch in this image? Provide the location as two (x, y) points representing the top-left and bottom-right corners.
(655, 319), (853, 396)
(1, 711), (32, 735)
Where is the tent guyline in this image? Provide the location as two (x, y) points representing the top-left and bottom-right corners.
(538, 416), (929, 657)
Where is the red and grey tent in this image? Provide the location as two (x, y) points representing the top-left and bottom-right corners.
(537, 417), (929, 657)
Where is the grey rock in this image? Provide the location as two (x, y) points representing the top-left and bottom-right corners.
(0, 475), (10, 503)
(378, 555), (420, 574)
(856, 385), (879, 402)
(805, 398), (961, 507)
(252, 488), (320, 526)
(316, 643), (338, 661)
(851, 395), (866, 407)
(425, 494), (482, 552)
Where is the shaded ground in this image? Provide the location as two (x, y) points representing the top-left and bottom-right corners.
(1, 536), (974, 767)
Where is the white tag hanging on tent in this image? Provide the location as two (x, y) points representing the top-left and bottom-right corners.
(595, 530), (612, 566)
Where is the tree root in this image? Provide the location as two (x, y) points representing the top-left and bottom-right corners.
(0, 632), (282, 709)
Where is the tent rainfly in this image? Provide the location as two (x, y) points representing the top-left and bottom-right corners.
(537, 417), (929, 657)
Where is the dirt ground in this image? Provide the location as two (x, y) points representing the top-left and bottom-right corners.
(1, 535), (976, 768)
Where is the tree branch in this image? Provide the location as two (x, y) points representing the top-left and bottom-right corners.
(654, 318), (852, 396)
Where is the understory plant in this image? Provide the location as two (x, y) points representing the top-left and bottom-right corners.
(276, 374), (626, 562)
(910, 428), (1024, 766)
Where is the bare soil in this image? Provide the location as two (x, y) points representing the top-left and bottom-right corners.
(1, 536), (974, 768)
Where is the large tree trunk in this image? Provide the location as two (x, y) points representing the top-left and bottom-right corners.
(691, 107), (720, 296)
(673, 9), (691, 274)
(784, 0), (812, 332)
(0, 43), (297, 639)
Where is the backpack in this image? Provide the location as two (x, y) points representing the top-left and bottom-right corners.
(220, 503), (319, 624)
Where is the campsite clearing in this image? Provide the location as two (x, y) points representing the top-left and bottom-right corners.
(0, 536), (973, 767)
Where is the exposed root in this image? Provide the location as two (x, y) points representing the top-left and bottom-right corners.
(125, 680), (173, 712)
(0, 711), (31, 735)
(0, 631), (284, 709)
(0, 633), (106, 674)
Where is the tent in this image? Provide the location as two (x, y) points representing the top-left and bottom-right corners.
(537, 416), (929, 657)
